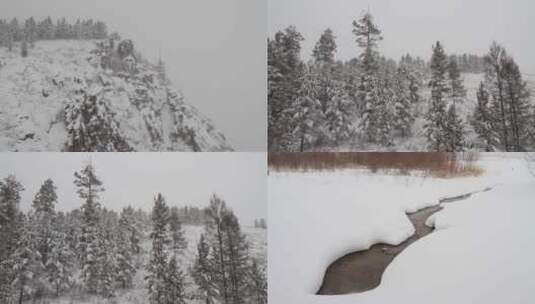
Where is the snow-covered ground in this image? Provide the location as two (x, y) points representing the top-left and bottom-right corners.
(32, 225), (266, 304)
(268, 153), (535, 304)
(0, 40), (231, 151)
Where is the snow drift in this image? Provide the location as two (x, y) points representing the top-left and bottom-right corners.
(268, 154), (535, 304)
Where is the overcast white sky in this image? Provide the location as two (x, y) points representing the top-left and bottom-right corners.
(1, 0), (267, 151)
(0, 153), (266, 226)
(269, 0), (535, 74)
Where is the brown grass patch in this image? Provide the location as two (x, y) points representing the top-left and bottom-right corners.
(269, 152), (483, 178)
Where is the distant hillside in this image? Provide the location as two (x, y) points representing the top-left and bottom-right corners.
(0, 39), (232, 151)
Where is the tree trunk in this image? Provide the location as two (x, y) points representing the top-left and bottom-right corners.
(216, 220), (228, 304)
(18, 285), (23, 304)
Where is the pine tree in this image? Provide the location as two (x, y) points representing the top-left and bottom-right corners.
(46, 229), (74, 297)
(484, 42), (510, 150)
(205, 195), (230, 304)
(164, 256), (187, 304)
(64, 82), (132, 152)
(11, 214), (45, 304)
(146, 193), (170, 304)
(192, 233), (215, 304)
(352, 12), (390, 144)
(484, 42), (532, 151)
(424, 41), (450, 151)
(471, 82), (496, 151)
(23, 17), (37, 47)
(324, 82), (354, 145)
(116, 222), (135, 289)
(392, 66), (415, 137)
(448, 56), (467, 105)
(501, 56), (532, 151)
(268, 26), (305, 151)
(74, 163), (104, 294)
(169, 207), (187, 256)
(32, 178), (57, 268)
(221, 211), (250, 304)
(97, 235), (117, 298)
(119, 206), (141, 255)
(0, 176), (24, 262)
(293, 67), (324, 151)
(248, 259), (267, 304)
(443, 104), (466, 151)
(0, 176), (24, 302)
(204, 195), (251, 304)
(312, 28), (337, 65)
(21, 39), (28, 57)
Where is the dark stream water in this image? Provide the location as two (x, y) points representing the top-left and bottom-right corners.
(316, 190), (486, 295)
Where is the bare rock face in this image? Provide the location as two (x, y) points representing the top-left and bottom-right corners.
(0, 39), (232, 152)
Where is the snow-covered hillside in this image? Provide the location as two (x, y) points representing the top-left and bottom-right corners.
(269, 154), (535, 304)
(0, 40), (232, 151)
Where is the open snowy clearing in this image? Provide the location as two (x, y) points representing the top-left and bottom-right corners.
(268, 154), (535, 304)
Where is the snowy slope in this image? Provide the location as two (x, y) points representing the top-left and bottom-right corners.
(268, 154), (535, 304)
(0, 40), (232, 151)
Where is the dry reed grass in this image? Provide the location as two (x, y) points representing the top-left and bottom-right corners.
(268, 152), (483, 178)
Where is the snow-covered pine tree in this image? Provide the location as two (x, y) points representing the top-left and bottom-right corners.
(164, 255), (187, 304)
(392, 66), (415, 137)
(169, 207), (187, 257)
(21, 39), (28, 57)
(46, 228), (74, 297)
(444, 104), (466, 151)
(484, 42), (510, 150)
(471, 82), (497, 151)
(501, 56), (532, 151)
(0, 176), (24, 302)
(448, 56), (467, 105)
(268, 26), (305, 151)
(248, 258), (267, 304)
(192, 233), (215, 304)
(484, 42), (532, 151)
(352, 11), (390, 144)
(204, 195), (252, 304)
(115, 221), (135, 289)
(146, 193), (170, 304)
(97, 235), (117, 298)
(23, 17), (37, 47)
(64, 78), (131, 152)
(424, 41), (450, 151)
(119, 206), (141, 255)
(221, 210), (250, 304)
(32, 178), (57, 268)
(11, 214), (45, 304)
(324, 81), (354, 145)
(0, 176), (24, 263)
(312, 28), (337, 65)
(74, 163), (104, 294)
(293, 67), (324, 152)
(205, 195), (231, 304)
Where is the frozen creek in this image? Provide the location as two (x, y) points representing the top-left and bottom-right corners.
(317, 187), (493, 295)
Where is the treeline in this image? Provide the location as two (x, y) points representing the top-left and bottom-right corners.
(268, 12), (535, 152)
(0, 164), (266, 303)
(0, 17), (108, 51)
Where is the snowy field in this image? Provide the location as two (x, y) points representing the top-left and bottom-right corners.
(268, 154), (535, 304)
(32, 225), (266, 304)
